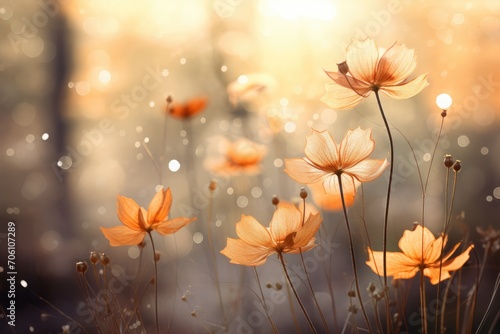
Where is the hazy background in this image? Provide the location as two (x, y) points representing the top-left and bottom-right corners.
(1, 0), (499, 332)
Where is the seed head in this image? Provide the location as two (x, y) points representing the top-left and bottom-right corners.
(300, 187), (308, 199)
(89, 251), (99, 265)
(443, 154), (454, 168)
(337, 61), (349, 75)
(100, 253), (110, 266)
(272, 195), (279, 206)
(453, 160), (462, 172)
(76, 261), (88, 274)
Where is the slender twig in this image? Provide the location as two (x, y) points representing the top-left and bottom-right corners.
(253, 267), (279, 334)
(147, 232), (160, 334)
(422, 115), (445, 225)
(337, 174), (373, 333)
(206, 185), (228, 332)
(299, 195), (331, 333)
(374, 90), (393, 331)
(142, 142), (162, 184)
(278, 252), (318, 334)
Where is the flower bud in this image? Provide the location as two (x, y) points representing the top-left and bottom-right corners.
(209, 179), (217, 192)
(76, 261), (88, 274)
(89, 251), (99, 265)
(443, 154), (454, 168)
(300, 187), (308, 199)
(272, 195), (279, 206)
(337, 61), (349, 75)
(347, 290), (356, 297)
(100, 253), (110, 266)
(453, 160), (462, 172)
(166, 95), (173, 104)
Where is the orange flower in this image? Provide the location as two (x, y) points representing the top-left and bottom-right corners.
(226, 73), (277, 111)
(220, 202), (322, 266)
(308, 180), (358, 211)
(366, 224), (473, 285)
(284, 128), (388, 197)
(204, 137), (267, 176)
(167, 96), (207, 119)
(100, 188), (196, 246)
(322, 38), (428, 110)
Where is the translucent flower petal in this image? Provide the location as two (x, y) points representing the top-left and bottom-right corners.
(381, 73), (429, 99)
(100, 226), (145, 247)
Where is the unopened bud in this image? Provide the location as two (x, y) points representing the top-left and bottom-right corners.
(347, 290), (356, 297)
(89, 251), (99, 265)
(441, 110), (447, 117)
(453, 160), (462, 172)
(76, 261), (88, 274)
(300, 187), (308, 199)
(348, 305), (358, 314)
(367, 282), (376, 293)
(166, 95), (173, 104)
(275, 282), (282, 291)
(209, 179), (217, 192)
(444, 154), (454, 168)
(337, 61), (349, 75)
(100, 253), (110, 266)
(272, 195), (279, 206)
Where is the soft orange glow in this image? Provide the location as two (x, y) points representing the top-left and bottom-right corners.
(167, 96), (208, 119)
(205, 137), (267, 176)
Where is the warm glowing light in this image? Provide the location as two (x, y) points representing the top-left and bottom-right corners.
(436, 93), (452, 109)
(168, 159), (181, 172)
(98, 69), (111, 84)
(237, 75), (248, 85)
(259, 0), (336, 20)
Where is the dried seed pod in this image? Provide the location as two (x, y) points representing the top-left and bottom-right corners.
(76, 261), (88, 274)
(443, 154), (454, 168)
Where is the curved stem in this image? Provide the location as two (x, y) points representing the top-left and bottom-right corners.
(207, 188), (228, 332)
(300, 196), (331, 333)
(148, 232), (160, 334)
(278, 252), (318, 334)
(337, 174), (373, 333)
(374, 90), (393, 332)
(253, 267), (279, 334)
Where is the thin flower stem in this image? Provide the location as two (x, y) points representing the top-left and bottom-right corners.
(206, 187), (228, 332)
(422, 115), (445, 225)
(300, 197), (331, 334)
(30, 285), (89, 334)
(374, 90), (393, 331)
(147, 232), (160, 334)
(419, 268), (428, 334)
(435, 164), (451, 333)
(253, 267), (279, 334)
(142, 142), (162, 185)
(167, 235), (179, 334)
(278, 252), (318, 334)
(372, 299), (384, 334)
(337, 174), (373, 333)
